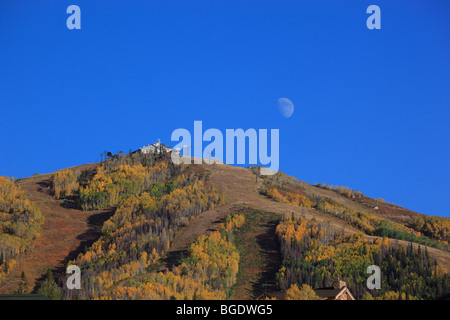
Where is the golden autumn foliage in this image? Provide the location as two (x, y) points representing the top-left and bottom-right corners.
(105, 274), (226, 300)
(315, 181), (450, 245)
(99, 213), (244, 300)
(220, 213), (246, 233)
(410, 215), (449, 243)
(265, 171), (447, 245)
(80, 163), (170, 210)
(65, 165), (227, 299)
(286, 284), (320, 300)
(276, 215), (450, 300)
(266, 187), (313, 208)
(377, 291), (419, 300)
(52, 169), (79, 199)
(265, 185), (447, 251)
(0, 176), (42, 282)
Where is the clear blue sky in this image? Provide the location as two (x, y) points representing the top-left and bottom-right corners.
(1, 1), (449, 217)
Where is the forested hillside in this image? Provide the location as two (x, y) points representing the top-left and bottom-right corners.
(276, 215), (449, 299)
(0, 153), (449, 300)
(0, 176), (42, 285)
(261, 170), (449, 252)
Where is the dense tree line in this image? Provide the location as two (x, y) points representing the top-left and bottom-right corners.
(79, 163), (171, 211)
(51, 151), (185, 209)
(0, 176), (42, 282)
(265, 187), (314, 208)
(100, 150), (166, 172)
(264, 184), (449, 251)
(59, 165), (225, 300)
(275, 215), (450, 300)
(285, 283), (320, 300)
(409, 215), (449, 243)
(52, 169), (79, 199)
(102, 213), (245, 300)
(263, 171), (449, 247)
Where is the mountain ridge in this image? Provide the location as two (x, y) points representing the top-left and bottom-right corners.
(0, 158), (449, 298)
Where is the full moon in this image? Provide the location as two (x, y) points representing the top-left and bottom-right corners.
(277, 98), (294, 118)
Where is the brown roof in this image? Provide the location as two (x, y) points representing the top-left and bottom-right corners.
(256, 291), (286, 300)
(314, 287), (355, 300)
(257, 287), (355, 300)
(313, 287), (344, 299)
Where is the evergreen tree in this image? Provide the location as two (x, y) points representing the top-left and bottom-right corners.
(37, 269), (63, 300)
